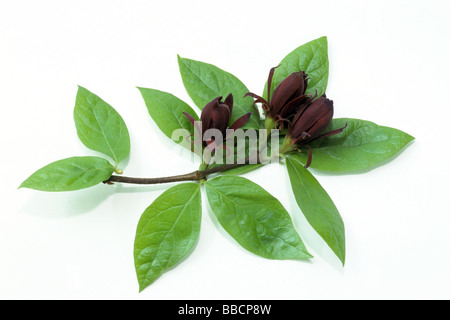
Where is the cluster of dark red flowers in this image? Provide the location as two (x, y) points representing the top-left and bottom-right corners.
(245, 66), (347, 167)
(183, 66), (346, 168)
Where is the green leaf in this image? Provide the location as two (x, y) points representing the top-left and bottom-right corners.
(74, 86), (130, 167)
(285, 155), (346, 265)
(205, 176), (312, 260)
(220, 164), (263, 176)
(138, 87), (199, 149)
(264, 36), (329, 100)
(177, 56), (261, 129)
(134, 183), (202, 292)
(19, 156), (115, 192)
(292, 118), (415, 172)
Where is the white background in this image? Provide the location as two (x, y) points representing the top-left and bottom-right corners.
(1, 0), (449, 300)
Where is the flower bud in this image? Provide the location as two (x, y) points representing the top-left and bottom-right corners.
(283, 96), (347, 168)
(270, 71), (309, 120)
(288, 96), (334, 146)
(200, 95), (232, 142)
(183, 93), (251, 148)
(244, 67), (310, 129)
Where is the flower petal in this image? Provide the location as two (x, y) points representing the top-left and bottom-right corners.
(229, 112), (252, 131)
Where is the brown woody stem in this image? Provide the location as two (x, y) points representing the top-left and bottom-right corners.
(103, 162), (254, 186)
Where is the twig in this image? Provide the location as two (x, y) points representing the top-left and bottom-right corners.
(103, 162), (255, 185)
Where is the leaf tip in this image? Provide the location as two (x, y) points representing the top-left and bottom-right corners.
(314, 35), (328, 45)
(136, 272), (158, 293)
(17, 180), (40, 191)
(18, 175), (33, 190)
(338, 252), (346, 266)
(303, 251), (314, 260)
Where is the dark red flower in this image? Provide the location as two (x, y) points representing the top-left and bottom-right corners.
(183, 93), (252, 147)
(287, 96), (347, 168)
(244, 67), (311, 129)
(289, 96), (333, 145)
(200, 94), (232, 141)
